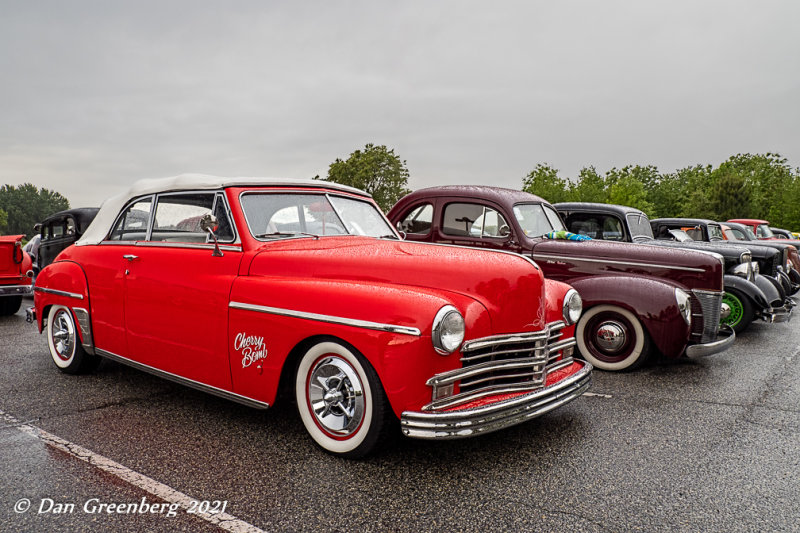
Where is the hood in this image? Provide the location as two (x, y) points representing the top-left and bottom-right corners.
(530, 238), (725, 291)
(248, 237), (546, 333)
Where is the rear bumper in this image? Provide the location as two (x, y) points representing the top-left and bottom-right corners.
(400, 361), (592, 439)
(0, 284), (32, 297)
(685, 324), (735, 359)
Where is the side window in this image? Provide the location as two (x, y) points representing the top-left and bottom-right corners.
(472, 207), (509, 237)
(211, 194), (235, 242)
(602, 217), (624, 241)
(566, 214), (602, 238)
(443, 203), (490, 237)
(151, 193), (215, 243)
(109, 198), (153, 241)
(51, 222), (65, 239)
(397, 204), (433, 235)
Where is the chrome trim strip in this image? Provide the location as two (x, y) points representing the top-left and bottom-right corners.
(33, 286), (84, 300)
(532, 253), (706, 273)
(95, 348), (270, 410)
(229, 301), (422, 336)
(133, 242), (241, 252)
(0, 284), (33, 296)
(72, 307), (95, 355)
(400, 362), (592, 440)
(461, 321), (566, 352)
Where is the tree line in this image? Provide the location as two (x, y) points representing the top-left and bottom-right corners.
(0, 184), (70, 238)
(521, 153), (800, 229)
(2, 149), (798, 238)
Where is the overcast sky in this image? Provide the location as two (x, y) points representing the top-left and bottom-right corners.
(1, 1), (799, 208)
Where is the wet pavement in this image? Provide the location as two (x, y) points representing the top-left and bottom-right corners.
(1, 303), (798, 532)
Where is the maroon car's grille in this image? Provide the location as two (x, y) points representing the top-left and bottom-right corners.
(690, 290), (722, 343)
(423, 321), (577, 410)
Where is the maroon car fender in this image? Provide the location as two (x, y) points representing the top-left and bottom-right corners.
(567, 274), (689, 358)
(32, 261), (90, 339)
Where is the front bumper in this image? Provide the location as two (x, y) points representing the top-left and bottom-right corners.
(400, 361), (592, 439)
(0, 284), (32, 297)
(763, 299), (794, 323)
(685, 324), (736, 359)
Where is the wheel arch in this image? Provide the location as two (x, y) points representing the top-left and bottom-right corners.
(569, 275), (690, 358)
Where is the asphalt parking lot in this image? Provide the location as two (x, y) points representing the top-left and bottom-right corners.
(1, 303), (799, 533)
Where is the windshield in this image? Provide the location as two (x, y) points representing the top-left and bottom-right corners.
(708, 224), (724, 241)
(626, 213), (654, 239)
(756, 224), (774, 238)
(240, 193), (397, 240)
(512, 203), (565, 238)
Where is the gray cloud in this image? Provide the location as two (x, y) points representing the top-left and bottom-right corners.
(1, 0), (798, 207)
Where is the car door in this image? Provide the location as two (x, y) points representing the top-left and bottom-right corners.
(122, 191), (241, 390)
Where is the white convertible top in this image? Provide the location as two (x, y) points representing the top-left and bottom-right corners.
(77, 173), (369, 246)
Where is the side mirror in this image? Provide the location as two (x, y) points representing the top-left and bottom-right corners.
(200, 214), (223, 257)
(499, 225), (511, 237)
(33, 223), (42, 233)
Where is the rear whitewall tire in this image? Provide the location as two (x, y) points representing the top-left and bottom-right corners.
(46, 305), (99, 374)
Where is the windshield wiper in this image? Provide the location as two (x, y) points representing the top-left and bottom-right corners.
(255, 231), (319, 240)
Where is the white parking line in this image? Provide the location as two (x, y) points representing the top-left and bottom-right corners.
(1, 409), (266, 533)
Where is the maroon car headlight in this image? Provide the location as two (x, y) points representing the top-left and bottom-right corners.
(432, 305), (465, 355)
(562, 289), (582, 325)
(675, 288), (691, 326)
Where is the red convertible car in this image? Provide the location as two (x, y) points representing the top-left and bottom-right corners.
(30, 175), (591, 457)
(0, 234), (34, 315)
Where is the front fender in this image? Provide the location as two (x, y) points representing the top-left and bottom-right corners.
(755, 273), (785, 303)
(228, 276), (491, 417)
(567, 275), (689, 358)
(723, 275), (769, 310)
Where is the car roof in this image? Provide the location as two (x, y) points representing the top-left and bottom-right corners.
(553, 202), (644, 216)
(651, 217), (719, 226)
(401, 185), (548, 206)
(78, 174), (369, 246)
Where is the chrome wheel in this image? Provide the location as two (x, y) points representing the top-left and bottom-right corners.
(46, 304), (100, 374)
(307, 356), (365, 437)
(576, 305), (650, 372)
(295, 341), (391, 458)
(51, 308), (76, 361)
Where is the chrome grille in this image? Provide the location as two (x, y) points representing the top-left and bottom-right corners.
(424, 321), (576, 411)
(691, 290), (722, 343)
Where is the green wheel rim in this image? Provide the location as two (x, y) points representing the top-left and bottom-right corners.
(721, 292), (744, 326)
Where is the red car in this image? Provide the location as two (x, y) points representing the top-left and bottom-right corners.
(30, 175), (591, 458)
(0, 235), (34, 315)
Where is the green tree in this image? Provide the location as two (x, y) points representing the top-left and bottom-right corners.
(0, 183), (70, 238)
(570, 166), (607, 203)
(321, 144), (411, 212)
(522, 163), (572, 203)
(707, 168), (751, 221)
(608, 175), (654, 215)
(0, 207), (7, 233)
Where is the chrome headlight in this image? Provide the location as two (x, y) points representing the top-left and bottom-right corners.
(730, 262), (750, 280)
(675, 288), (691, 326)
(432, 306), (465, 355)
(751, 261), (759, 277)
(562, 289), (583, 325)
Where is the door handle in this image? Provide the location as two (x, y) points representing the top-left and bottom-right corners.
(123, 254), (139, 262)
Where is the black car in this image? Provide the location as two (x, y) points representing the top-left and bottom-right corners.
(554, 203), (793, 333)
(35, 208), (99, 270)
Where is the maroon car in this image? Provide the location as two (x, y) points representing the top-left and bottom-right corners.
(388, 186), (735, 371)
